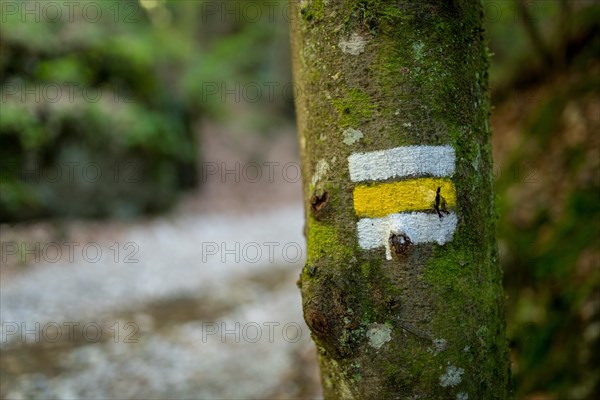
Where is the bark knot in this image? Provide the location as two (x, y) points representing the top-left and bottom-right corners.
(310, 190), (328, 218)
(305, 306), (329, 337)
(389, 231), (413, 256)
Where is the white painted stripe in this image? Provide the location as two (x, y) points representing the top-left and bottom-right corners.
(357, 212), (457, 260)
(348, 145), (455, 182)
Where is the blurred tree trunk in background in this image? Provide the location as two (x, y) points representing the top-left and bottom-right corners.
(290, 1), (511, 398)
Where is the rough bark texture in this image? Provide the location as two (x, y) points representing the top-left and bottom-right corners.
(290, 0), (511, 398)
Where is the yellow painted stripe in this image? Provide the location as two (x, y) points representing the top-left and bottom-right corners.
(353, 178), (456, 218)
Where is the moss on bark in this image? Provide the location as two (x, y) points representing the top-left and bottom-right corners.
(290, 0), (511, 398)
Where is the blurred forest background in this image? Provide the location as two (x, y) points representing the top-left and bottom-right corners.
(1, 0), (599, 399)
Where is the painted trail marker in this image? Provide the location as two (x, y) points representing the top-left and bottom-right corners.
(348, 145), (457, 260)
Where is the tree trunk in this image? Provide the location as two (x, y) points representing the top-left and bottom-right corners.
(289, 1), (511, 398)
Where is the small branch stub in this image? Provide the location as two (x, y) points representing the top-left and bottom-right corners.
(389, 231), (413, 256)
(310, 190), (329, 218)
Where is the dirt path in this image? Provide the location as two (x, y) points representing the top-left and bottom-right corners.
(0, 126), (322, 399)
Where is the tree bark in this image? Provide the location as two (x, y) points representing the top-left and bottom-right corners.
(290, 1), (511, 398)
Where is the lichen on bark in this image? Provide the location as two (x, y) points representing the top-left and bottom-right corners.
(290, 0), (511, 398)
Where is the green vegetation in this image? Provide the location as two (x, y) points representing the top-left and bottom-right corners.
(0, 0), (289, 221)
(483, 1), (600, 398)
(0, 0), (196, 220)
